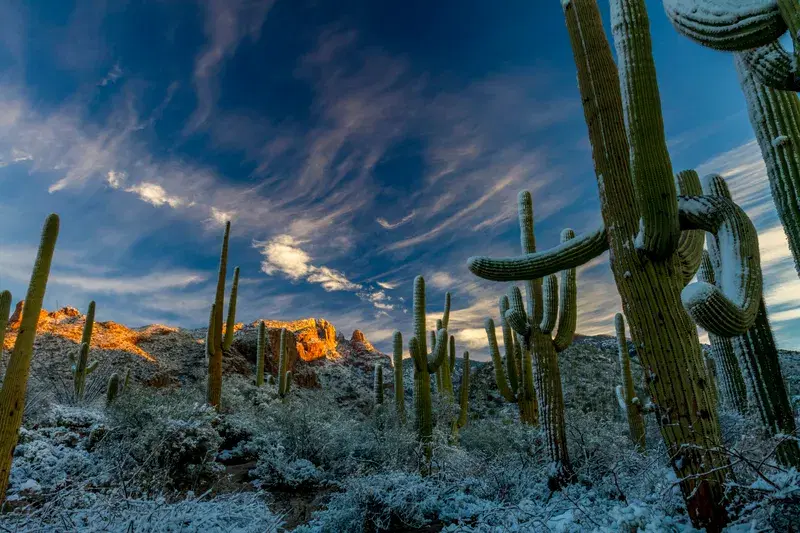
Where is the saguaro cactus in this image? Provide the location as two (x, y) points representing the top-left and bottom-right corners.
(614, 314), (646, 451)
(702, 173), (800, 467)
(71, 301), (98, 401)
(374, 363), (384, 406)
(392, 331), (406, 424)
(106, 373), (121, 407)
(467, 2), (765, 528)
(255, 321), (266, 387)
(0, 214), (59, 503)
(483, 193), (577, 481)
(0, 291), (11, 361)
(697, 252), (748, 414)
(409, 276), (448, 465)
(734, 54), (800, 279)
(222, 267), (240, 351)
(277, 328), (291, 398)
(450, 352), (470, 439)
(663, 0), (800, 91)
(207, 221), (231, 411)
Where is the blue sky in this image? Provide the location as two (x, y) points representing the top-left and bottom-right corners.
(0, 0), (798, 358)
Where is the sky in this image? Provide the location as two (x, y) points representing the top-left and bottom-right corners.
(1, 0), (799, 359)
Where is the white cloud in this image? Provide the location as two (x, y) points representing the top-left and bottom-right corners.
(106, 170), (126, 189)
(428, 271), (456, 289)
(52, 271), (206, 294)
(254, 235), (361, 292)
(209, 206), (235, 226)
(99, 63), (123, 87)
(376, 281), (398, 290)
(377, 211), (415, 230)
(124, 182), (186, 209)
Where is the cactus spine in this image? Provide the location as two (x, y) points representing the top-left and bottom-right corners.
(71, 301), (98, 401)
(106, 373), (120, 407)
(207, 221), (230, 411)
(450, 352), (470, 439)
(0, 214), (59, 504)
(614, 314), (646, 451)
(393, 331), (406, 424)
(255, 320), (266, 387)
(222, 267), (239, 351)
(734, 54), (800, 279)
(697, 252), (749, 414)
(374, 363), (384, 406)
(467, 2), (767, 527)
(277, 328), (290, 398)
(702, 173), (800, 467)
(409, 276), (448, 466)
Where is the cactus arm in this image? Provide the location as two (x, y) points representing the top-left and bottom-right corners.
(284, 371), (292, 395)
(516, 191), (543, 323)
(409, 337), (424, 373)
(441, 292), (451, 330)
(499, 296), (519, 393)
(612, 0), (680, 259)
(553, 229), (578, 352)
(467, 225), (608, 282)
(540, 274), (558, 334)
(505, 286), (531, 346)
(81, 301), (95, 347)
(678, 195), (762, 337)
(429, 330), (436, 354)
(0, 214), (59, 503)
(485, 318), (515, 403)
(205, 304), (216, 359)
(675, 171), (705, 285)
(518, 344), (538, 425)
(256, 320), (266, 386)
(86, 360), (98, 374)
(739, 41), (800, 91)
(427, 328), (448, 373)
(662, 0), (786, 52)
(223, 266), (239, 350)
(777, 0), (800, 76)
(393, 331), (406, 424)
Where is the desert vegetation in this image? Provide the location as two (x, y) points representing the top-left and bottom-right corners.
(1, 0), (800, 531)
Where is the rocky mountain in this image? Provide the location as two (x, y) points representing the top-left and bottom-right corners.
(1, 303), (389, 394)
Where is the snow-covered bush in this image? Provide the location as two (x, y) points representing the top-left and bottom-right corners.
(98, 386), (223, 493)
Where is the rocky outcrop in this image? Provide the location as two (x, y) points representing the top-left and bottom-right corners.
(350, 330), (375, 352)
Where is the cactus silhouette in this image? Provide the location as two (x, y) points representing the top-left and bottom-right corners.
(614, 314), (646, 451)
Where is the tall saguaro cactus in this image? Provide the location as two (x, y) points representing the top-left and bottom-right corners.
(734, 54), (800, 279)
(409, 276), (448, 466)
(207, 221), (235, 411)
(663, 0), (800, 91)
(0, 214), (59, 504)
(393, 331), (406, 424)
(450, 352), (470, 440)
(277, 328), (291, 398)
(702, 173), (800, 467)
(71, 301), (98, 401)
(374, 363), (384, 406)
(467, 2), (766, 528)
(697, 252), (749, 414)
(0, 291), (11, 361)
(255, 321), (266, 387)
(614, 314), (646, 451)
(484, 193), (577, 481)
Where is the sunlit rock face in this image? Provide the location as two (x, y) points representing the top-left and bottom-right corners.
(350, 329), (375, 352)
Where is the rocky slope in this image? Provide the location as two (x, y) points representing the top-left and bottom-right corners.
(1, 304), (389, 396)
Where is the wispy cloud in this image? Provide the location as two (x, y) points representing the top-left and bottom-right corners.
(377, 211), (415, 230)
(186, 0), (275, 132)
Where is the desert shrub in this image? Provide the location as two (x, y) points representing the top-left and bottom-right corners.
(97, 386), (223, 494)
(3, 489), (284, 532)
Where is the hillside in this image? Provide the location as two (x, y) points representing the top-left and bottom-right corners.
(1, 306), (799, 531)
